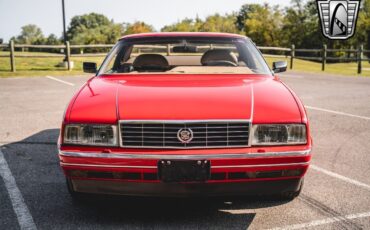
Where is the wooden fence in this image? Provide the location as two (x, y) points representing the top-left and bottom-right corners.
(0, 41), (369, 74)
(259, 44), (370, 74)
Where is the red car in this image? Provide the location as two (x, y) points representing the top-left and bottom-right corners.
(59, 32), (311, 199)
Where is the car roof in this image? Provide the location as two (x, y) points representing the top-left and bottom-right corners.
(119, 32), (247, 40)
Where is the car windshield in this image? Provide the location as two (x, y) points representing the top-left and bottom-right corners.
(98, 36), (271, 75)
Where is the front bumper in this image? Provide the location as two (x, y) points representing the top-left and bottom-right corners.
(59, 147), (311, 196)
(70, 178), (303, 197)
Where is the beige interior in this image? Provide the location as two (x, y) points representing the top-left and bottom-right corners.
(120, 52), (252, 74)
(167, 66), (253, 74)
(127, 55), (203, 66)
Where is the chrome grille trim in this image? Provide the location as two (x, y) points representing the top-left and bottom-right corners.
(59, 149), (311, 159)
(119, 120), (251, 149)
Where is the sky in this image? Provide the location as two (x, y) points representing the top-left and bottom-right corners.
(0, 0), (291, 41)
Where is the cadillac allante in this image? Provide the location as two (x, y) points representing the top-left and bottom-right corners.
(58, 32), (312, 200)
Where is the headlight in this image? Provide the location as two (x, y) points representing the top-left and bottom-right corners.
(63, 124), (117, 146)
(252, 124), (306, 145)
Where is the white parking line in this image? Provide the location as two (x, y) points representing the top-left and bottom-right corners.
(0, 148), (37, 230)
(305, 106), (370, 120)
(219, 209), (252, 214)
(267, 211), (370, 230)
(46, 76), (75, 86)
(311, 165), (370, 191)
(279, 74), (305, 79)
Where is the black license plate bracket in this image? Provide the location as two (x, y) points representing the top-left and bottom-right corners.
(158, 160), (210, 183)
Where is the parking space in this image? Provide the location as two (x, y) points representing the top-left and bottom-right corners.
(0, 72), (369, 229)
(280, 72), (370, 186)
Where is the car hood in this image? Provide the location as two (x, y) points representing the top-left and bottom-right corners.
(67, 74), (302, 124)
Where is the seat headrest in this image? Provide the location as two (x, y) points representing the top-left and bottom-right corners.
(201, 49), (238, 66)
(133, 54), (169, 71)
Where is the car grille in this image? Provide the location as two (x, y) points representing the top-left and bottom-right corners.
(119, 120), (250, 149)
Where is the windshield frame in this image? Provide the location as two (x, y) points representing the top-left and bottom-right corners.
(97, 36), (273, 76)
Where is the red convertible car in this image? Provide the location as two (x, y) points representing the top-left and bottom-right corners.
(58, 32), (311, 199)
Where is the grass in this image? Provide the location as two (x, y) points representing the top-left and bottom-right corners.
(0, 51), (369, 77)
(264, 56), (370, 77)
(0, 51), (104, 77)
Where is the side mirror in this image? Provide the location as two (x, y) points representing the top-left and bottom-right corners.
(83, 62), (97, 73)
(272, 61), (287, 73)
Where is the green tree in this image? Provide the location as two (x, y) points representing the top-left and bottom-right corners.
(200, 13), (240, 33)
(122, 21), (154, 35)
(16, 24), (44, 44)
(162, 14), (239, 33)
(45, 34), (61, 45)
(348, 0), (370, 49)
(67, 13), (122, 44)
(301, 0), (325, 48)
(161, 18), (202, 32)
(43, 34), (62, 53)
(281, 0), (308, 47)
(236, 4), (263, 31)
(281, 0), (324, 48)
(240, 4), (283, 46)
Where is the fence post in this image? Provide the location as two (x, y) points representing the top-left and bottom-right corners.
(322, 44), (327, 71)
(290, 44), (295, 69)
(9, 40), (16, 72)
(167, 44), (171, 56)
(66, 41), (71, 71)
(357, 44), (363, 74)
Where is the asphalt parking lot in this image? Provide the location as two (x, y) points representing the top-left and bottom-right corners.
(0, 72), (369, 230)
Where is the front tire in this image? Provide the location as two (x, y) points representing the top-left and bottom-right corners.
(279, 178), (304, 200)
(66, 177), (85, 201)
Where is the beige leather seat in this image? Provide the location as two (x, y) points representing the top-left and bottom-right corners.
(133, 54), (169, 72)
(201, 49), (238, 66)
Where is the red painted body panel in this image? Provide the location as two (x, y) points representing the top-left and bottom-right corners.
(117, 75), (253, 120)
(67, 78), (118, 124)
(65, 74), (303, 123)
(59, 144), (312, 184)
(60, 33), (312, 195)
(250, 77), (302, 123)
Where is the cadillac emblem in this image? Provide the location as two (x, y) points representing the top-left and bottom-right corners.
(177, 128), (194, 143)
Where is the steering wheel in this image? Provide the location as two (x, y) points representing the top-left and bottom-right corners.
(204, 60), (238, 67)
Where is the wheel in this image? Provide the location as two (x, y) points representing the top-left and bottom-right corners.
(279, 179), (304, 201)
(66, 177), (85, 201)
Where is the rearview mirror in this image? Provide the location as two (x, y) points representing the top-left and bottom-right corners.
(272, 61), (287, 73)
(172, 45), (197, 53)
(83, 62), (97, 73)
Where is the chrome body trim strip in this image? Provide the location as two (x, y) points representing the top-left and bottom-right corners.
(118, 119), (252, 124)
(60, 162), (308, 169)
(116, 145), (252, 150)
(61, 162), (157, 169)
(59, 149), (311, 160)
(212, 162), (309, 168)
(248, 83), (254, 145)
